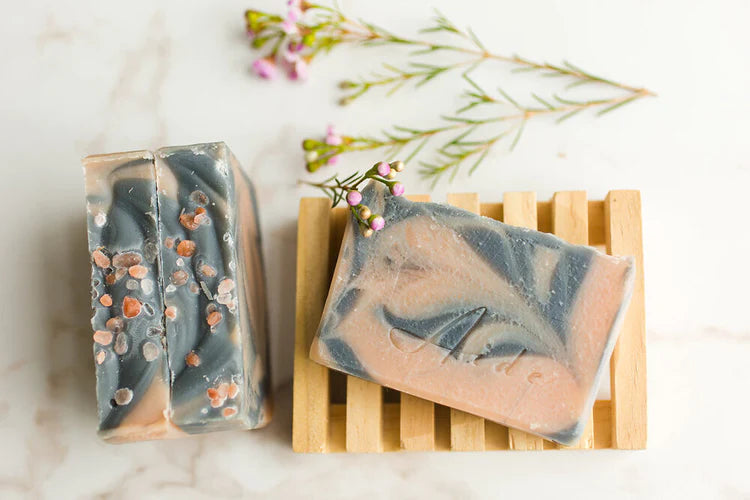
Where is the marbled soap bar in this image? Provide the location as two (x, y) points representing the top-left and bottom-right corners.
(154, 143), (271, 434)
(84, 151), (173, 442)
(83, 143), (270, 443)
(310, 182), (634, 445)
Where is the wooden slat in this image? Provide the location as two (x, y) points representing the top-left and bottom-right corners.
(503, 192), (545, 451)
(593, 400), (612, 449)
(329, 207), (349, 405)
(445, 193), (486, 451)
(292, 198), (332, 452)
(605, 191), (647, 449)
(398, 194), (436, 451)
(346, 377), (383, 452)
(552, 191), (595, 450)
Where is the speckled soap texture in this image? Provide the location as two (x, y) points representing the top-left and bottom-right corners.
(154, 143), (271, 434)
(310, 181), (634, 446)
(83, 151), (174, 443)
(83, 143), (271, 443)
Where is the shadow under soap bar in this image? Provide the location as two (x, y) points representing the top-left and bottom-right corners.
(310, 181), (634, 446)
(83, 143), (270, 443)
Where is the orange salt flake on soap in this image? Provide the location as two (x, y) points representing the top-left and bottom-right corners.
(171, 270), (189, 286)
(93, 330), (113, 345)
(199, 264), (217, 277)
(128, 265), (148, 279)
(92, 250), (110, 268)
(176, 240), (196, 257)
(206, 311), (222, 326)
(165, 306), (177, 320)
(228, 383), (239, 399)
(222, 407), (237, 418)
(105, 274), (116, 285)
(95, 351), (107, 364)
(179, 212), (200, 231)
(217, 383), (229, 399)
(122, 296), (141, 318)
(185, 351), (201, 367)
(164, 237), (175, 249)
(106, 316), (124, 332)
(112, 252), (141, 268)
(193, 207), (209, 225)
(207, 388), (219, 400)
(99, 294), (113, 307)
(210, 397), (224, 408)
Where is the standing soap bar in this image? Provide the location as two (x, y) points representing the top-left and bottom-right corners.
(83, 143), (270, 443)
(310, 181), (634, 446)
(155, 143), (270, 434)
(84, 151), (174, 442)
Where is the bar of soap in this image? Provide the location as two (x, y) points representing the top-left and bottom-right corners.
(310, 181), (634, 445)
(83, 143), (270, 443)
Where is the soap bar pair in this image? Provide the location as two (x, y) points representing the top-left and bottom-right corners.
(310, 181), (634, 446)
(84, 143), (270, 443)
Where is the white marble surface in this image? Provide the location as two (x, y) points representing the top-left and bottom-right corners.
(1, 0), (749, 498)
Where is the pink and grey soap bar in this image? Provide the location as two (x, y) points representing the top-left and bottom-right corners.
(83, 143), (270, 443)
(310, 181), (634, 446)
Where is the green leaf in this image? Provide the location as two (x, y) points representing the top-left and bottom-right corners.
(597, 96), (639, 116)
(510, 120), (526, 150)
(531, 93), (554, 110)
(556, 108), (584, 123)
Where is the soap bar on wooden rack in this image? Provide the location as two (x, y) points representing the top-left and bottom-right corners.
(310, 181), (634, 446)
(83, 142), (270, 443)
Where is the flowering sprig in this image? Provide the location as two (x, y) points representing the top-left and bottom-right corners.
(302, 160), (405, 237)
(244, 4), (654, 184)
(303, 74), (653, 184)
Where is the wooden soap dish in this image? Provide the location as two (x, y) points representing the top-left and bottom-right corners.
(293, 191), (646, 452)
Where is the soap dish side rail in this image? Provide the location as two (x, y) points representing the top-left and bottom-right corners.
(292, 190), (646, 452)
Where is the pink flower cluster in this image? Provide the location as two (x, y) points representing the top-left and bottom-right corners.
(325, 125), (342, 166)
(343, 160), (406, 237)
(250, 0), (309, 81)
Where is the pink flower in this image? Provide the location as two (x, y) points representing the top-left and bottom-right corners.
(327, 155), (340, 166)
(376, 161), (391, 177)
(252, 58), (277, 79)
(346, 190), (363, 206)
(288, 40), (304, 53)
(281, 19), (298, 34)
(369, 215), (385, 231)
(390, 182), (405, 196)
(287, 6), (303, 22)
(290, 58), (308, 81)
(326, 125), (342, 146)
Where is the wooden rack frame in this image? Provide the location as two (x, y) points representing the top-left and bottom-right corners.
(293, 191), (646, 452)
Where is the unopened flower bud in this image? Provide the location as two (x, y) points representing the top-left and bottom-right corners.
(304, 150), (319, 163)
(358, 205), (371, 220)
(375, 161), (391, 177)
(390, 182), (405, 197)
(386, 171), (397, 180)
(390, 160), (405, 172)
(369, 215), (385, 231)
(302, 139), (320, 151)
(362, 228), (374, 238)
(346, 190), (362, 206)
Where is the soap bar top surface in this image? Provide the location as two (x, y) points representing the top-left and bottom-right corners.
(155, 143), (270, 433)
(310, 182), (634, 445)
(83, 143), (270, 442)
(83, 151), (173, 442)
